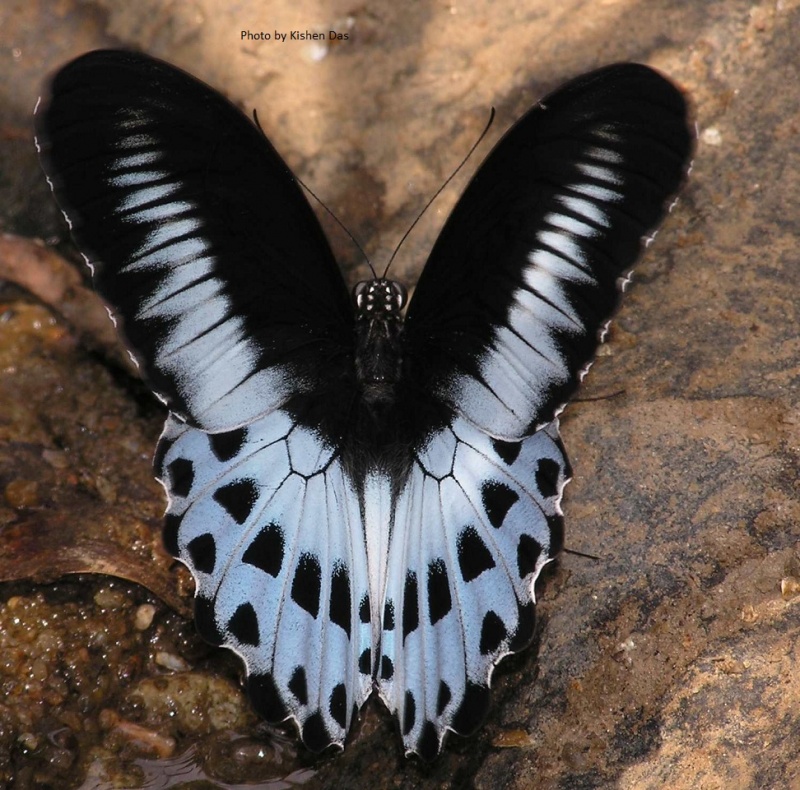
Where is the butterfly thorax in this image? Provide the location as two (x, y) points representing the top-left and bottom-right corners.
(353, 278), (407, 406)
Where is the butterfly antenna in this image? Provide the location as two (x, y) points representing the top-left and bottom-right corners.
(563, 547), (602, 561)
(252, 109), (376, 278)
(382, 107), (496, 278)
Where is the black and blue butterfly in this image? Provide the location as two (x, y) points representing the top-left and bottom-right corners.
(35, 50), (691, 760)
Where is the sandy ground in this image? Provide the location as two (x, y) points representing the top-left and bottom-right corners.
(0, 0), (798, 787)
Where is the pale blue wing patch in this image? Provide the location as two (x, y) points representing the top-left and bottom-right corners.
(155, 410), (373, 752)
(105, 121), (296, 432)
(376, 417), (569, 758)
(442, 142), (641, 440)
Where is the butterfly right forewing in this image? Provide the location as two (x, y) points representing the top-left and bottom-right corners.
(403, 63), (693, 441)
(35, 49), (355, 434)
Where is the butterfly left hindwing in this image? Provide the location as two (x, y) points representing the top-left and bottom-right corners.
(155, 410), (374, 748)
(36, 50), (692, 759)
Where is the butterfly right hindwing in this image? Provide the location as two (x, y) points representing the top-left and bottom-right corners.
(377, 417), (569, 758)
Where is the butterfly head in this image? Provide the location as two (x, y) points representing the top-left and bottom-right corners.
(353, 278), (407, 322)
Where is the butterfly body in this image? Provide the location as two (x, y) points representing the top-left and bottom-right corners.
(353, 278), (406, 404)
(36, 50), (692, 759)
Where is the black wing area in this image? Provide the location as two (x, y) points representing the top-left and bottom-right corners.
(36, 49), (354, 432)
(403, 63), (692, 441)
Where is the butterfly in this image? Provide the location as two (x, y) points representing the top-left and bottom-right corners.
(35, 49), (692, 760)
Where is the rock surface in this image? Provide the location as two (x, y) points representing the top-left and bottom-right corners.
(0, 0), (798, 787)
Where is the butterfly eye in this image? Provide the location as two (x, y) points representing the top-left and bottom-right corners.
(390, 281), (407, 311)
(353, 281), (370, 309)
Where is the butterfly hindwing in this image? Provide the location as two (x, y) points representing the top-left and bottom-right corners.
(35, 49), (354, 432)
(155, 411), (373, 750)
(403, 63), (692, 441)
(377, 418), (569, 758)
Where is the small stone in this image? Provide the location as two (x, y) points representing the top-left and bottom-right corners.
(134, 604), (156, 631)
(154, 651), (190, 672)
(4, 479), (39, 508)
(781, 577), (800, 599)
(93, 587), (127, 610)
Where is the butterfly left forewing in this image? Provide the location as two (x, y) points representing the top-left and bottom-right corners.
(377, 417), (569, 758)
(156, 410), (373, 751)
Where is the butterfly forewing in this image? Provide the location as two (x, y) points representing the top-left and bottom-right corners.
(37, 51), (691, 759)
(35, 50), (354, 433)
(403, 63), (692, 441)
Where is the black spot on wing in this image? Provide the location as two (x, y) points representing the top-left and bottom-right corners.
(153, 434), (175, 476)
(481, 481), (519, 529)
(403, 690), (416, 735)
(359, 594), (371, 623)
(554, 434), (573, 479)
(535, 457), (561, 498)
(491, 438), (522, 465)
(209, 427), (247, 462)
(228, 602), (259, 646)
(329, 683), (347, 729)
(167, 457), (194, 498)
(457, 526), (496, 582)
(479, 610), (507, 655)
(289, 666), (308, 705)
(403, 572), (419, 641)
(291, 553), (322, 618)
(186, 533), (216, 574)
(451, 682), (489, 735)
(383, 600), (395, 631)
(517, 533), (543, 578)
(242, 522), (284, 577)
(213, 478), (259, 525)
(247, 672), (288, 723)
(162, 512), (182, 556)
(547, 513), (565, 557)
(358, 648), (371, 675)
(436, 681), (451, 716)
(194, 596), (223, 645)
(508, 600), (536, 652)
(427, 559), (452, 625)
(302, 711), (332, 753)
(329, 565), (351, 637)
(380, 655), (394, 681)
(417, 720), (440, 762)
